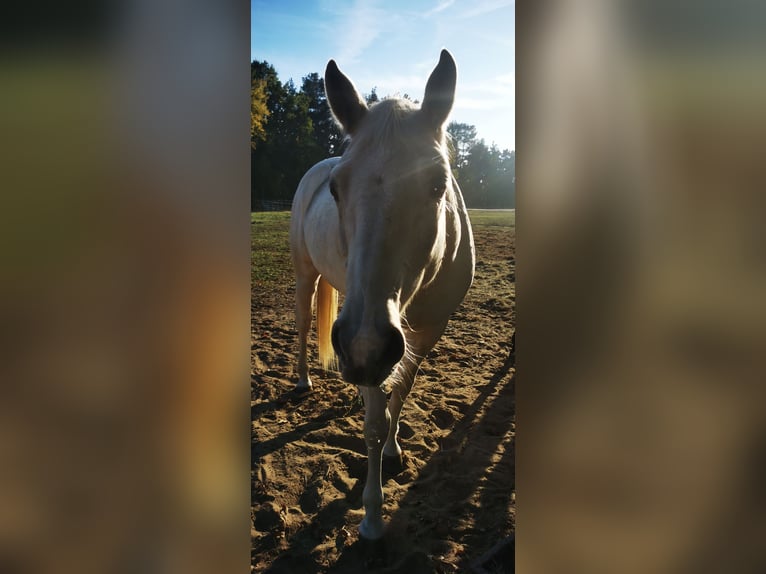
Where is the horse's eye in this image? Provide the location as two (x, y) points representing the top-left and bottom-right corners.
(431, 180), (446, 198)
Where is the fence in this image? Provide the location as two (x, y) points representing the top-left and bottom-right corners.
(252, 199), (293, 212)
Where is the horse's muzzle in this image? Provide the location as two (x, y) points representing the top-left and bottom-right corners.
(331, 319), (404, 386)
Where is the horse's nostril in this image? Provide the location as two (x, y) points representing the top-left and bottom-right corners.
(335, 319), (404, 385)
(381, 327), (405, 370)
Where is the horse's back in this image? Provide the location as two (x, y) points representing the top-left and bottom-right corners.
(291, 158), (339, 221)
(290, 158), (346, 291)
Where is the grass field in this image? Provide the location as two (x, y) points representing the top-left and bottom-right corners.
(251, 211), (292, 287)
(466, 209), (515, 228)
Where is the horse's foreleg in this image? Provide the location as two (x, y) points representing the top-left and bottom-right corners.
(382, 363), (416, 461)
(359, 385), (390, 539)
(294, 274), (318, 391)
(383, 327), (446, 461)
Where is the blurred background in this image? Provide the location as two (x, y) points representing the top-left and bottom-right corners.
(1, 0), (765, 572)
(0, 1), (250, 573)
(518, 1), (766, 573)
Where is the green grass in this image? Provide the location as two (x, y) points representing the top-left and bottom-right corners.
(467, 209), (515, 228)
(251, 211), (292, 287)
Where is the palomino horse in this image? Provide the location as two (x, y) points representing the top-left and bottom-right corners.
(289, 50), (475, 540)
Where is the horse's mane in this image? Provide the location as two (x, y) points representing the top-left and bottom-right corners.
(347, 98), (448, 155)
(364, 98), (417, 140)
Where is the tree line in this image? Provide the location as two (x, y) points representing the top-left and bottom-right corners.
(252, 59), (514, 210)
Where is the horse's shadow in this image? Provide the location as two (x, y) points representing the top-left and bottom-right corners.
(252, 382), (362, 463)
(379, 342), (515, 571)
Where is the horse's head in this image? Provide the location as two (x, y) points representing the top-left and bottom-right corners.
(324, 50), (457, 386)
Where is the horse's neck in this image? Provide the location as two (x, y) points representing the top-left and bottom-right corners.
(401, 183), (474, 330)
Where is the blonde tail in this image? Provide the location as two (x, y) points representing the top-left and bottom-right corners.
(316, 276), (338, 371)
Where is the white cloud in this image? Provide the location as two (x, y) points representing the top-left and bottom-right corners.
(454, 94), (513, 112)
(495, 72), (515, 86)
(322, 0), (387, 64)
(424, 0), (456, 17)
(454, 97), (499, 111)
(457, 74), (515, 105)
(458, 0), (515, 19)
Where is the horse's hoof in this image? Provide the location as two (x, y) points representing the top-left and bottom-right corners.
(294, 380), (312, 394)
(358, 517), (386, 541)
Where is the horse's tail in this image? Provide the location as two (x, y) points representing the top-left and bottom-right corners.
(316, 276), (338, 371)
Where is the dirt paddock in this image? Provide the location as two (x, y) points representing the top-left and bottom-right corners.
(252, 210), (515, 573)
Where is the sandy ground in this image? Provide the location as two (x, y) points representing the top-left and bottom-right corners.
(252, 218), (515, 573)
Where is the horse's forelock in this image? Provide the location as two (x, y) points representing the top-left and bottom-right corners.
(363, 99), (413, 139)
(353, 98), (448, 155)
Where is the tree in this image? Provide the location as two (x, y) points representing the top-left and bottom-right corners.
(447, 122), (478, 172)
(251, 60), (284, 113)
(495, 149), (515, 208)
(461, 140), (493, 207)
(251, 77), (269, 148)
(458, 140), (515, 208)
(251, 60), (321, 208)
(363, 89), (419, 106)
(301, 72), (344, 156)
(365, 87), (379, 105)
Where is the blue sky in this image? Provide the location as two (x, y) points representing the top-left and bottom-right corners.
(251, 0), (515, 151)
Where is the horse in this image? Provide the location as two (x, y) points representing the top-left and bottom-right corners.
(289, 49), (475, 540)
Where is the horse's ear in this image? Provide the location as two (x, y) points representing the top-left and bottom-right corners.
(325, 60), (368, 135)
(421, 49), (457, 129)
